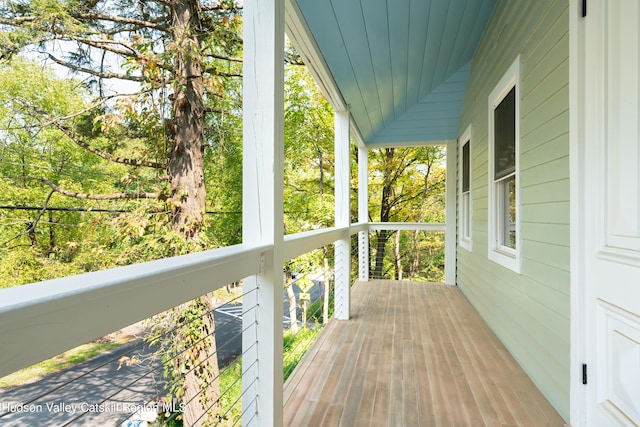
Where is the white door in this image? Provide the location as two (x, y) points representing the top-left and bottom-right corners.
(580, 0), (640, 425)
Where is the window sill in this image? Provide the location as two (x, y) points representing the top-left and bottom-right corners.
(488, 248), (521, 274)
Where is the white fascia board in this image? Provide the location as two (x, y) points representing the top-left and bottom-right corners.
(351, 120), (368, 149)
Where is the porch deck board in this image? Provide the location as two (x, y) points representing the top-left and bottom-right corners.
(283, 280), (565, 427)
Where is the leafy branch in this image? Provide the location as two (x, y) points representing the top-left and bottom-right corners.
(46, 53), (146, 82)
(17, 98), (168, 170)
(41, 178), (164, 201)
(0, 189), (55, 248)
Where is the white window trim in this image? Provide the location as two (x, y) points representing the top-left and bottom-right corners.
(459, 124), (473, 251)
(488, 56), (521, 273)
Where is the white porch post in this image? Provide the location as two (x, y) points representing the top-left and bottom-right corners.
(445, 140), (457, 285)
(358, 145), (369, 281)
(334, 110), (351, 320)
(241, 0), (284, 425)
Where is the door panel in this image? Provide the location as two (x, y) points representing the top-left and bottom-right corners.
(604, 0), (640, 252)
(595, 302), (640, 425)
(584, 0), (640, 425)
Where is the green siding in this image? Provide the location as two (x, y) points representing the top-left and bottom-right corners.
(457, 0), (570, 421)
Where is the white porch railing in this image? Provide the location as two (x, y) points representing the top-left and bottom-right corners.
(0, 221), (446, 426)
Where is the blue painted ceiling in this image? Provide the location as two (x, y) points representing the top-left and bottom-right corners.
(293, 0), (496, 147)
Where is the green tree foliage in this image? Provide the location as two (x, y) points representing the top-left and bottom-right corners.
(0, 58), (109, 285)
(283, 64), (335, 234)
(283, 63), (336, 330)
(368, 146), (446, 281)
(1, 2), (243, 425)
(0, 0), (243, 239)
(0, 5), (448, 417)
(0, 58), (207, 286)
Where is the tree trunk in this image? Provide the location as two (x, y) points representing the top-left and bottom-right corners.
(409, 172), (430, 279)
(169, 3), (218, 425)
(373, 148), (396, 279)
(179, 296), (220, 427)
(170, 0), (206, 239)
(48, 211), (56, 256)
(373, 229), (390, 279)
(409, 229), (420, 280)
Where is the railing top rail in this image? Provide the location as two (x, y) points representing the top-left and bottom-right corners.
(0, 220), (446, 377)
(0, 243), (269, 378)
(1, 244), (266, 312)
(367, 222), (445, 231)
(283, 226), (349, 260)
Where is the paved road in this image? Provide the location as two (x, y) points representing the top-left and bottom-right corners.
(0, 340), (163, 427)
(216, 279), (325, 329)
(0, 281), (324, 426)
(0, 311), (242, 427)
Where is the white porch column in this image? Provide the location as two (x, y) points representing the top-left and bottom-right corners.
(358, 145), (369, 281)
(334, 110), (351, 320)
(445, 140), (457, 285)
(242, 0), (284, 425)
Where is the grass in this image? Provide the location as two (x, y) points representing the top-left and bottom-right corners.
(217, 358), (243, 426)
(153, 359), (244, 427)
(157, 326), (323, 426)
(283, 327), (322, 381)
(2, 315), (323, 426)
(0, 340), (125, 388)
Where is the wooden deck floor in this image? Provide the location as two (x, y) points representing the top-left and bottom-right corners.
(283, 280), (566, 427)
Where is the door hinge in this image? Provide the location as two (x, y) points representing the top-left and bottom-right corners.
(582, 0), (587, 17)
(582, 364), (588, 385)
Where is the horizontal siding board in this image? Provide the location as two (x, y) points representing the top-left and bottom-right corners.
(456, 0), (570, 421)
(522, 60), (569, 120)
(521, 85), (569, 136)
(522, 201), (569, 225)
(521, 67), (569, 129)
(521, 240), (569, 271)
(521, 179), (569, 204)
(521, 259), (570, 294)
(521, 155), (569, 187)
(520, 278), (570, 321)
(472, 185), (488, 202)
(523, 33), (569, 98)
(521, 222), (569, 247)
(457, 266), (569, 389)
(521, 4), (569, 79)
(458, 252), (569, 348)
(520, 132), (569, 169)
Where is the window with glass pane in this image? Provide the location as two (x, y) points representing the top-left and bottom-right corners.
(494, 86), (516, 250)
(498, 175), (516, 249)
(488, 57), (520, 272)
(494, 87), (516, 180)
(461, 140), (471, 244)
